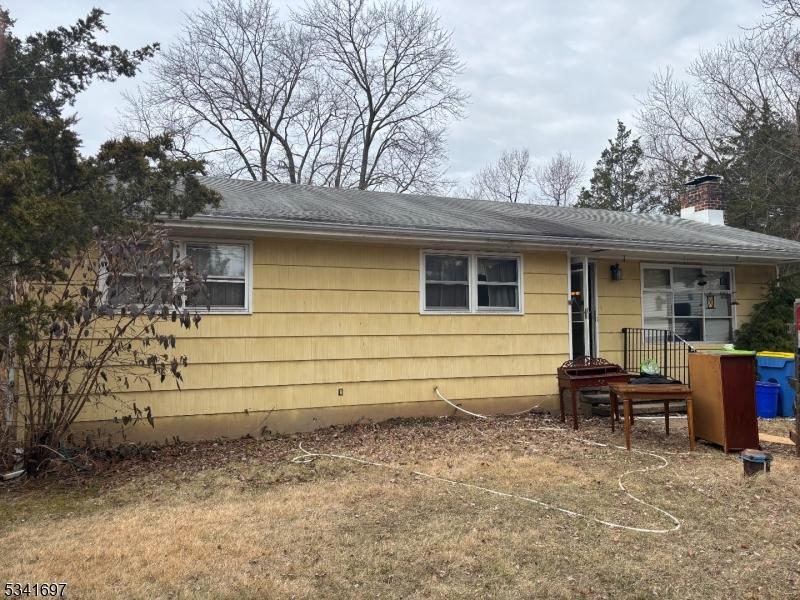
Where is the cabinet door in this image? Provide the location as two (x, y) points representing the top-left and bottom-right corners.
(720, 356), (759, 451)
(689, 354), (725, 446)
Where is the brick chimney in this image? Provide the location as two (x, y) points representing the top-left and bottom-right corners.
(680, 175), (726, 226)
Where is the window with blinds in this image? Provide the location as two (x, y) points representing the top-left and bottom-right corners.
(642, 265), (734, 342)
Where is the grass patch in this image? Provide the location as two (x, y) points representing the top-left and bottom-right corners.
(0, 483), (105, 531)
(1, 415), (800, 599)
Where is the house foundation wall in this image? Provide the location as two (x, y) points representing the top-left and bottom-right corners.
(70, 394), (561, 444)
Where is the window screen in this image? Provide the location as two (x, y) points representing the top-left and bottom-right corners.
(106, 244), (173, 308)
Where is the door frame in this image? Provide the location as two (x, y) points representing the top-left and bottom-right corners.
(569, 256), (599, 359)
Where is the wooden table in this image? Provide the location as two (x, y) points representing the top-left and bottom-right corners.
(608, 383), (696, 451)
(556, 357), (631, 430)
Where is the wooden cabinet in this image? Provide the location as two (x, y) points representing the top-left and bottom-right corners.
(688, 352), (759, 452)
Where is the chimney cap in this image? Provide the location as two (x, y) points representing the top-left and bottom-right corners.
(685, 174), (723, 187)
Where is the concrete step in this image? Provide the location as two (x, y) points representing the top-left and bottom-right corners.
(576, 389), (687, 417)
(580, 392), (611, 405)
(592, 401), (687, 417)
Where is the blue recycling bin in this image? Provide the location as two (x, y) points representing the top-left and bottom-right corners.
(755, 382), (780, 418)
(756, 352), (795, 417)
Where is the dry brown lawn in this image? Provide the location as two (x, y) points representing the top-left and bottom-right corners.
(1, 414), (800, 599)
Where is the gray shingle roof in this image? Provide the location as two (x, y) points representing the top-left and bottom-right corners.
(187, 176), (800, 261)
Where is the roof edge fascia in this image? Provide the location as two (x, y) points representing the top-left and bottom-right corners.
(164, 215), (800, 263)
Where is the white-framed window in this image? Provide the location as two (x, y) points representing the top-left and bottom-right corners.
(179, 240), (252, 313)
(104, 240), (252, 314)
(104, 243), (174, 308)
(641, 264), (734, 342)
(420, 251), (523, 314)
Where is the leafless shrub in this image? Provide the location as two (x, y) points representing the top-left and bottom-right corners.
(8, 226), (206, 474)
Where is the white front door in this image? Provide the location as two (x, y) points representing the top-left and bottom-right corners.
(570, 257), (598, 358)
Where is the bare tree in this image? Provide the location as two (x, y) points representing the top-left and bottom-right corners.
(533, 152), (585, 206)
(121, 0), (320, 183)
(121, 0), (466, 193)
(638, 67), (727, 173)
(295, 0), (466, 192)
(637, 2), (800, 228)
(468, 148), (533, 203)
(763, 0), (800, 24)
(638, 3), (800, 172)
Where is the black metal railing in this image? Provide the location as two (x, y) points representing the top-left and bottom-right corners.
(622, 327), (696, 384)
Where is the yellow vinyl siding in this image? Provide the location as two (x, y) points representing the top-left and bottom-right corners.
(103, 354), (564, 393)
(251, 241), (417, 269)
(734, 265), (774, 322)
(76, 240), (570, 423)
(250, 289), (567, 314)
(596, 259), (642, 367)
(127, 333), (568, 364)
(70, 237), (779, 429)
(150, 313), (569, 337)
(253, 264), (419, 291)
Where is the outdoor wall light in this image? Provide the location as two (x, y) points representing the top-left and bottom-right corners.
(610, 263), (622, 281)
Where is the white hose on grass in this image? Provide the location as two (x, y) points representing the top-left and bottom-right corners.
(528, 427), (681, 533)
(434, 386), (539, 418)
(291, 386), (683, 534)
(1, 469), (25, 481)
(292, 431), (682, 535)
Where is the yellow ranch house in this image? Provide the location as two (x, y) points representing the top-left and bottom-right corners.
(74, 175), (800, 441)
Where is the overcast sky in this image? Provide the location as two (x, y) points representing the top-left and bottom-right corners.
(5, 0), (766, 188)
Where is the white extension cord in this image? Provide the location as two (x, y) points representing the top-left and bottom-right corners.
(292, 387), (683, 534)
(292, 438), (679, 534)
(434, 386), (540, 418)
